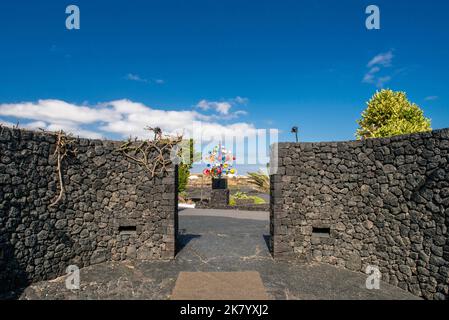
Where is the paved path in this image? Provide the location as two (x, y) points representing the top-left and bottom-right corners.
(20, 209), (419, 300)
(179, 208), (269, 220)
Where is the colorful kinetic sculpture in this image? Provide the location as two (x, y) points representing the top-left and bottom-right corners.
(202, 143), (236, 178)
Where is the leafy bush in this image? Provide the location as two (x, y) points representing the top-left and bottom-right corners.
(177, 139), (200, 193)
(233, 191), (250, 199)
(252, 196), (266, 205)
(229, 192), (266, 206)
(356, 89), (431, 139)
(178, 164), (190, 193)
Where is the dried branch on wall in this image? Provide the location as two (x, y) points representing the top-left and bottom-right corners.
(117, 127), (182, 177)
(49, 130), (77, 208)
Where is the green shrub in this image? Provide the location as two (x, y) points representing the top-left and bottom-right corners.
(252, 196), (266, 205)
(229, 192), (266, 206)
(233, 191), (250, 199)
(178, 164), (190, 193)
(177, 138), (200, 193)
(356, 89), (431, 139)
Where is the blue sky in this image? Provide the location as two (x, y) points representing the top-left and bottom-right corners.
(0, 0), (448, 173)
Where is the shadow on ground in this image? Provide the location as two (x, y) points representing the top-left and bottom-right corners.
(176, 233), (201, 253)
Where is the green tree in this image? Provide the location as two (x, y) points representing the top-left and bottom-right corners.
(178, 164), (190, 193)
(177, 139), (194, 193)
(356, 89), (431, 139)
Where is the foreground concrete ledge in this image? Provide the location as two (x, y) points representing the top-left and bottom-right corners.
(171, 271), (269, 300)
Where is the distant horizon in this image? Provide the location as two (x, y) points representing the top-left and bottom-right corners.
(191, 164), (268, 176)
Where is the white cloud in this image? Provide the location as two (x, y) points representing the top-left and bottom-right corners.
(216, 103), (232, 115)
(424, 96), (439, 101)
(0, 120), (17, 128)
(233, 110), (248, 117)
(233, 96), (249, 105)
(125, 73), (147, 82)
(367, 51), (394, 68)
(25, 121), (47, 128)
(0, 99), (119, 124)
(125, 74), (165, 85)
(206, 110), (249, 121)
(362, 67), (380, 83)
(196, 97), (249, 117)
(0, 116), (104, 139)
(197, 100), (233, 115)
(363, 51), (394, 88)
(0, 99), (257, 141)
(376, 76), (392, 88)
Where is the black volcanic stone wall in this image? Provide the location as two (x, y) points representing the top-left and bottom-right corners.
(270, 129), (449, 300)
(0, 128), (177, 294)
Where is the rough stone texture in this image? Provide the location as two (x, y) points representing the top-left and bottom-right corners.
(0, 128), (177, 294)
(210, 189), (230, 208)
(270, 128), (449, 300)
(18, 210), (418, 300)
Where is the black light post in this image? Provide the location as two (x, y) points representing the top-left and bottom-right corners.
(291, 126), (299, 142)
